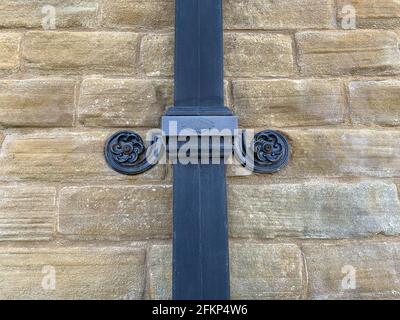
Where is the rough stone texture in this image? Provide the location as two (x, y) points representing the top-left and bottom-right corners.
(59, 185), (172, 240)
(79, 78), (172, 127)
(232, 80), (345, 127)
(23, 32), (139, 74)
(0, 246), (145, 299)
(0, 186), (56, 241)
(140, 34), (174, 77)
(0, 0), (400, 301)
(141, 33), (294, 77)
(101, 0), (174, 30)
(303, 241), (400, 299)
(102, 0), (336, 31)
(224, 33), (294, 77)
(224, 0), (336, 30)
(0, 0), (98, 29)
(229, 181), (400, 239)
(230, 243), (305, 300)
(79, 79), (229, 125)
(0, 130), (165, 182)
(349, 81), (400, 126)
(58, 181), (400, 241)
(0, 79), (75, 127)
(0, 33), (21, 71)
(148, 243), (305, 300)
(279, 129), (400, 178)
(337, 0), (400, 29)
(296, 30), (400, 76)
(147, 244), (172, 300)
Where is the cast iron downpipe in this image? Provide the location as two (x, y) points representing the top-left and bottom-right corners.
(104, 0), (290, 300)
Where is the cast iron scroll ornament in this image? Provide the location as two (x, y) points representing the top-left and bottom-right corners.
(234, 130), (290, 174)
(104, 131), (160, 175)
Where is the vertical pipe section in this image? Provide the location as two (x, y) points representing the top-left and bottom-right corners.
(174, 0), (224, 107)
(172, 0), (230, 300)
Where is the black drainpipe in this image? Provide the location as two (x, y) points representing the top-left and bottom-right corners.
(104, 0), (290, 300)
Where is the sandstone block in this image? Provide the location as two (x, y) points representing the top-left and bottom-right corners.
(24, 32), (139, 74)
(59, 185), (172, 240)
(0, 186), (56, 241)
(304, 241), (400, 299)
(296, 31), (400, 76)
(0, 79), (75, 127)
(232, 80), (345, 127)
(79, 78), (172, 127)
(148, 243), (305, 299)
(0, 33), (21, 71)
(101, 0), (174, 30)
(0, 245), (145, 299)
(349, 80), (400, 126)
(0, 0), (98, 29)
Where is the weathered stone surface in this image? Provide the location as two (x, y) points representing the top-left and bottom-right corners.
(296, 30), (400, 76)
(0, 33), (21, 71)
(148, 243), (305, 300)
(275, 129), (400, 178)
(1, 0), (400, 302)
(224, 0), (335, 30)
(303, 241), (400, 299)
(141, 33), (294, 77)
(50, 182), (323, 241)
(23, 32), (139, 74)
(229, 181), (400, 239)
(230, 243), (305, 300)
(58, 180), (384, 242)
(140, 34), (173, 77)
(29, 129), (400, 181)
(79, 78), (229, 126)
(349, 81), (400, 126)
(225, 33), (294, 77)
(148, 245), (172, 300)
(0, 79), (75, 127)
(0, 246), (145, 299)
(0, 0), (98, 29)
(337, 0), (400, 29)
(59, 185), (172, 240)
(101, 0), (173, 30)
(49, 179), (333, 240)
(0, 186), (56, 241)
(232, 80), (345, 127)
(79, 78), (172, 127)
(0, 130), (165, 182)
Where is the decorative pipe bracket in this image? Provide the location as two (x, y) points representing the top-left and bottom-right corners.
(104, 131), (161, 175)
(104, 114), (290, 175)
(234, 129), (290, 174)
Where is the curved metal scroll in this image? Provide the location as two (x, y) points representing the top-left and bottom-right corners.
(104, 131), (162, 175)
(234, 130), (290, 174)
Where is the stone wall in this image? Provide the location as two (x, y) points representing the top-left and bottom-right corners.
(0, 0), (399, 299)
